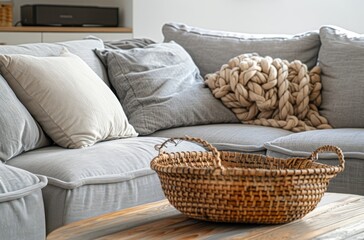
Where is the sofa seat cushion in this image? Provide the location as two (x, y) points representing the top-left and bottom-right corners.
(265, 129), (364, 195)
(149, 124), (292, 154)
(8, 137), (204, 233)
(265, 129), (364, 159)
(0, 163), (47, 240)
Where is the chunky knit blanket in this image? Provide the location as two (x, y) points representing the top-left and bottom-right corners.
(205, 53), (332, 132)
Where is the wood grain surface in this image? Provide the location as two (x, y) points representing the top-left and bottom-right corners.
(47, 193), (364, 240)
(0, 27), (132, 33)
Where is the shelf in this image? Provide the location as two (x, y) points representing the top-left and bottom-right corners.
(0, 26), (132, 33)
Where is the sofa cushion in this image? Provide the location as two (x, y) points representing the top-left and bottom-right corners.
(0, 49), (137, 149)
(319, 26), (364, 128)
(265, 129), (364, 195)
(95, 42), (239, 135)
(149, 124), (292, 154)
(0, 163), (47, 240)
(0, 37), (110, 86)
(0, 75), (50, 162)
(265, 129), (364, 159)
(8, 137), (204, 233)
(163, 23), (321, 77)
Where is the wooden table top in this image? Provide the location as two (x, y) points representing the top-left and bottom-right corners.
(47, 193), (364, 240)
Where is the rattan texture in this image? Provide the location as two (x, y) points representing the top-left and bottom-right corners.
(151, 136), (345, 224)
(0, 3), (13, 27)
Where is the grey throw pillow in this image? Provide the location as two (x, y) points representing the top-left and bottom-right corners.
(319, 26), (364, 128)
(98, 38), (155, 67)
(163, 23), (321, 77)
(95, 42), (239, 135)
(0, 75), (50, 162)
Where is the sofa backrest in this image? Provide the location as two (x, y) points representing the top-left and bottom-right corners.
(163, 23), (321, 77)
(162, 23), (364, 129)
(318, 26), (364, 128)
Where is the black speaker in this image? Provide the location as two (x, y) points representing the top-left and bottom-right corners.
(21, 4), (119, 27)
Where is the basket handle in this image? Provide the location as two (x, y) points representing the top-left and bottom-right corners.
(309, 145), (345, 169)
(155, 136), (223, 169)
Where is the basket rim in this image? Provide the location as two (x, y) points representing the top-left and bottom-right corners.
(152, 138), (345, 178)
(151, 163), (343, 176)
(150, 151), (343, 177)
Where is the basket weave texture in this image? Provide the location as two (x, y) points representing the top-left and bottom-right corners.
(151, 136), (345, 224)
(0, 3), (13, 27)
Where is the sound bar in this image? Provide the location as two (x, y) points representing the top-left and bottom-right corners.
(21, 4), (119, 27)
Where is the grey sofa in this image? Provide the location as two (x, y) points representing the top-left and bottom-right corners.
(0, 23), (363, 239)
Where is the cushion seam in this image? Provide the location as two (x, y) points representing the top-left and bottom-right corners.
(43, 168), (156, 189)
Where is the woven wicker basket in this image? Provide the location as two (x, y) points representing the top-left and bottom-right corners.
(151, 136), (345, 224)
(0, 3), (13, 27)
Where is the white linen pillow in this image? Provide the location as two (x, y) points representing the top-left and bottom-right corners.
(0, 49), (137, 148)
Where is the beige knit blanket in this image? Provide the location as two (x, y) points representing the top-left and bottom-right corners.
(205, 53), (332, 132)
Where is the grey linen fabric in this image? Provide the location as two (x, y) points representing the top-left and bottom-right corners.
(265, 128), (364, 195)
(0, 38), (110, 86)
(8, 137), (205, 233)
(162, 23), (321, 77)
(150, 124), (292, 154)
(319, 26), (364, 128)
(97, 38), (156, 94)
(95, 42), (239, 135)
(0, 163), (47, 240)
(265, 128), (364, 159)
(104, 38), (155, 50)
(0, 75), (50, 162)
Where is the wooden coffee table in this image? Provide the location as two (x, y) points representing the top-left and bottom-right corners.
(47, 193), (364, 240)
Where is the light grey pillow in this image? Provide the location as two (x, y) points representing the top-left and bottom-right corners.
(163, 23), (321, 77)
(0, 75), (50, 162)
(319, 26), (364, 128)
(95, 42), (239, 135)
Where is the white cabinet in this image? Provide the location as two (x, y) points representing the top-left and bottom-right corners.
(0, 27), (133, 45)
(0, 32), (42, 45)
(42, 32), (133, 43)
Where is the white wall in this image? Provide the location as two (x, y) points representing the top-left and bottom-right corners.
(133, 0), (364, 41)
(13, 0), (132, 27)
